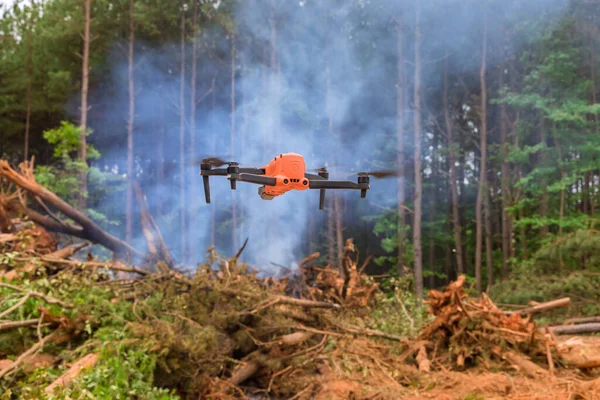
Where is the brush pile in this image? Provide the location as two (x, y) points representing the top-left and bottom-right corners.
(412, 275), (554, 376)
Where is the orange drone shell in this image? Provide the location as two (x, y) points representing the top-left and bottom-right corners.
(261, 152), (309, 196)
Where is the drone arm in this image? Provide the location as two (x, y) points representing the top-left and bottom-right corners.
(238, 173), (277, 186)
(308, 180), (364, 190)
(201, 168), (228, 176)
(304, 173), (326, 180)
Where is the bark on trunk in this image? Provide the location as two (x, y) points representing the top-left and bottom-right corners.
(539, 119), (549, 237)
(24, 0), (35, 162)
(475, 7), (488, 292)
(189, 0), (198, 248)
(179, 4), (186, 262)
(79, 0), (92, 210)
(126, 0), (135, 245)
(500, 66), (511, 280)
(396, 17), (406, 275)
(231, 31), (238, 252)
(413, 1), (423, 299)
(444, 54), (465, 275)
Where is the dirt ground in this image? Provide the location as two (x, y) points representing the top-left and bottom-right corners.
(306, 336), (600, 400)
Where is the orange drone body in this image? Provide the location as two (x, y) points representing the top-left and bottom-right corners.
(260, 152), (309, 197)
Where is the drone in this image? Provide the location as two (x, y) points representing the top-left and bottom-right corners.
(199, 152), (399, 210)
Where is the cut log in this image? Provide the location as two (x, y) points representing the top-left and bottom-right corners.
(503, 351), (548, 377)
(416, 345), (431, 372)
(47, 242), (90, 259)
(506, 297), (570, 316)
(550, 323), (600, 335)
(564, 316), (600, 325)
(0, 160), (140, 256)
(276, 332), (314, 347)
(45, 353), (99, 394)
(0, 233), (17, 243)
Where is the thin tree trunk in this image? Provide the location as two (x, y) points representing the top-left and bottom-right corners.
(189, 0), (198, 250)
(413, 0), (423, 299)
(79, 0), (92, 210)
(24, 0), (35, 162)
(444, 54), (465, 275)
(179, 5), (186, 261)
(327, 197), (335, 267)
(211, 90), (216, 246)
(485, 170), (493, 288)
(590, 33), (597, 218)
(396, 17), (406, 275)
(500, 66), (511, 280)
(539, 118), (549, 237)
(231, 31), (238, 252)
(157, 95), (165, 217)
(475, 6), (488, 292)
(126, 0), (135, 245)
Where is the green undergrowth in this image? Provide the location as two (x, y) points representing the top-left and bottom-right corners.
(0, 251), (431, 399)
(490, 271), (600, 324)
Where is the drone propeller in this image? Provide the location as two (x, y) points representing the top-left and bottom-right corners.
(189, 156), (235, 167)
(318, 168), (402, 179)
(355, 169), (402, 179)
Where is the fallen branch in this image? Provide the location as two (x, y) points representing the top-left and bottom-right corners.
(274, 332), (314, 347)
(35, 257), (149, 276)
(0, 160), (140, 256)
(45, 353), (99, 394)
(0, 330), (59, 378)
(0, 294), (30, 319)
(550, 322), (600, 335)
(232, 237), (249, 262)
(229, 357), (260, 387)
(47, 242), (90, 259)
(503, 351), (548, 377)
(416, 345), (431, 372)
(0, 282), (73, 308)
(273, 295), (340, 310)
(0, 318), (40, 331)
(0, 233), (17, 243)
(563, 316), (600, 325)
(506, 297), (570, 316)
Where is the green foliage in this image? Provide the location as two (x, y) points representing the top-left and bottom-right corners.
(54, 337), (179, 400)
(43, 121), (99, 161)
(32, 121), (123, 227)
(367, 274), (431, 338)
(373, 211), (413, 270)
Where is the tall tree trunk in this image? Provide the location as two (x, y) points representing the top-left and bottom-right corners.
(24, 0), (35, 162)
(539, 120), (549, 237)
(231, 31), (238, 252)
(499, 66), (512, 280)
(79, 0), (92, 210)
(475, 6), (488, 292)
(444, 54), (465, 275)
(396, 17), (406, 275)
(179, 5), (186, 262)
(211, 90), (216, 246)
(590, 32), (597, 218)
(126, 0), (135, 245)
(189, 0), (198, 250)
(485, 169), (493, 288)
(413, 0), (423, 299)
(157, 95), (165, 217)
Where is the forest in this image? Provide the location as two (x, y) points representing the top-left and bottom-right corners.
(1, 0), (600, 398)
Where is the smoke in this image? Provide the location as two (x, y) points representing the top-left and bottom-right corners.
(85, 0), (570, 271)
